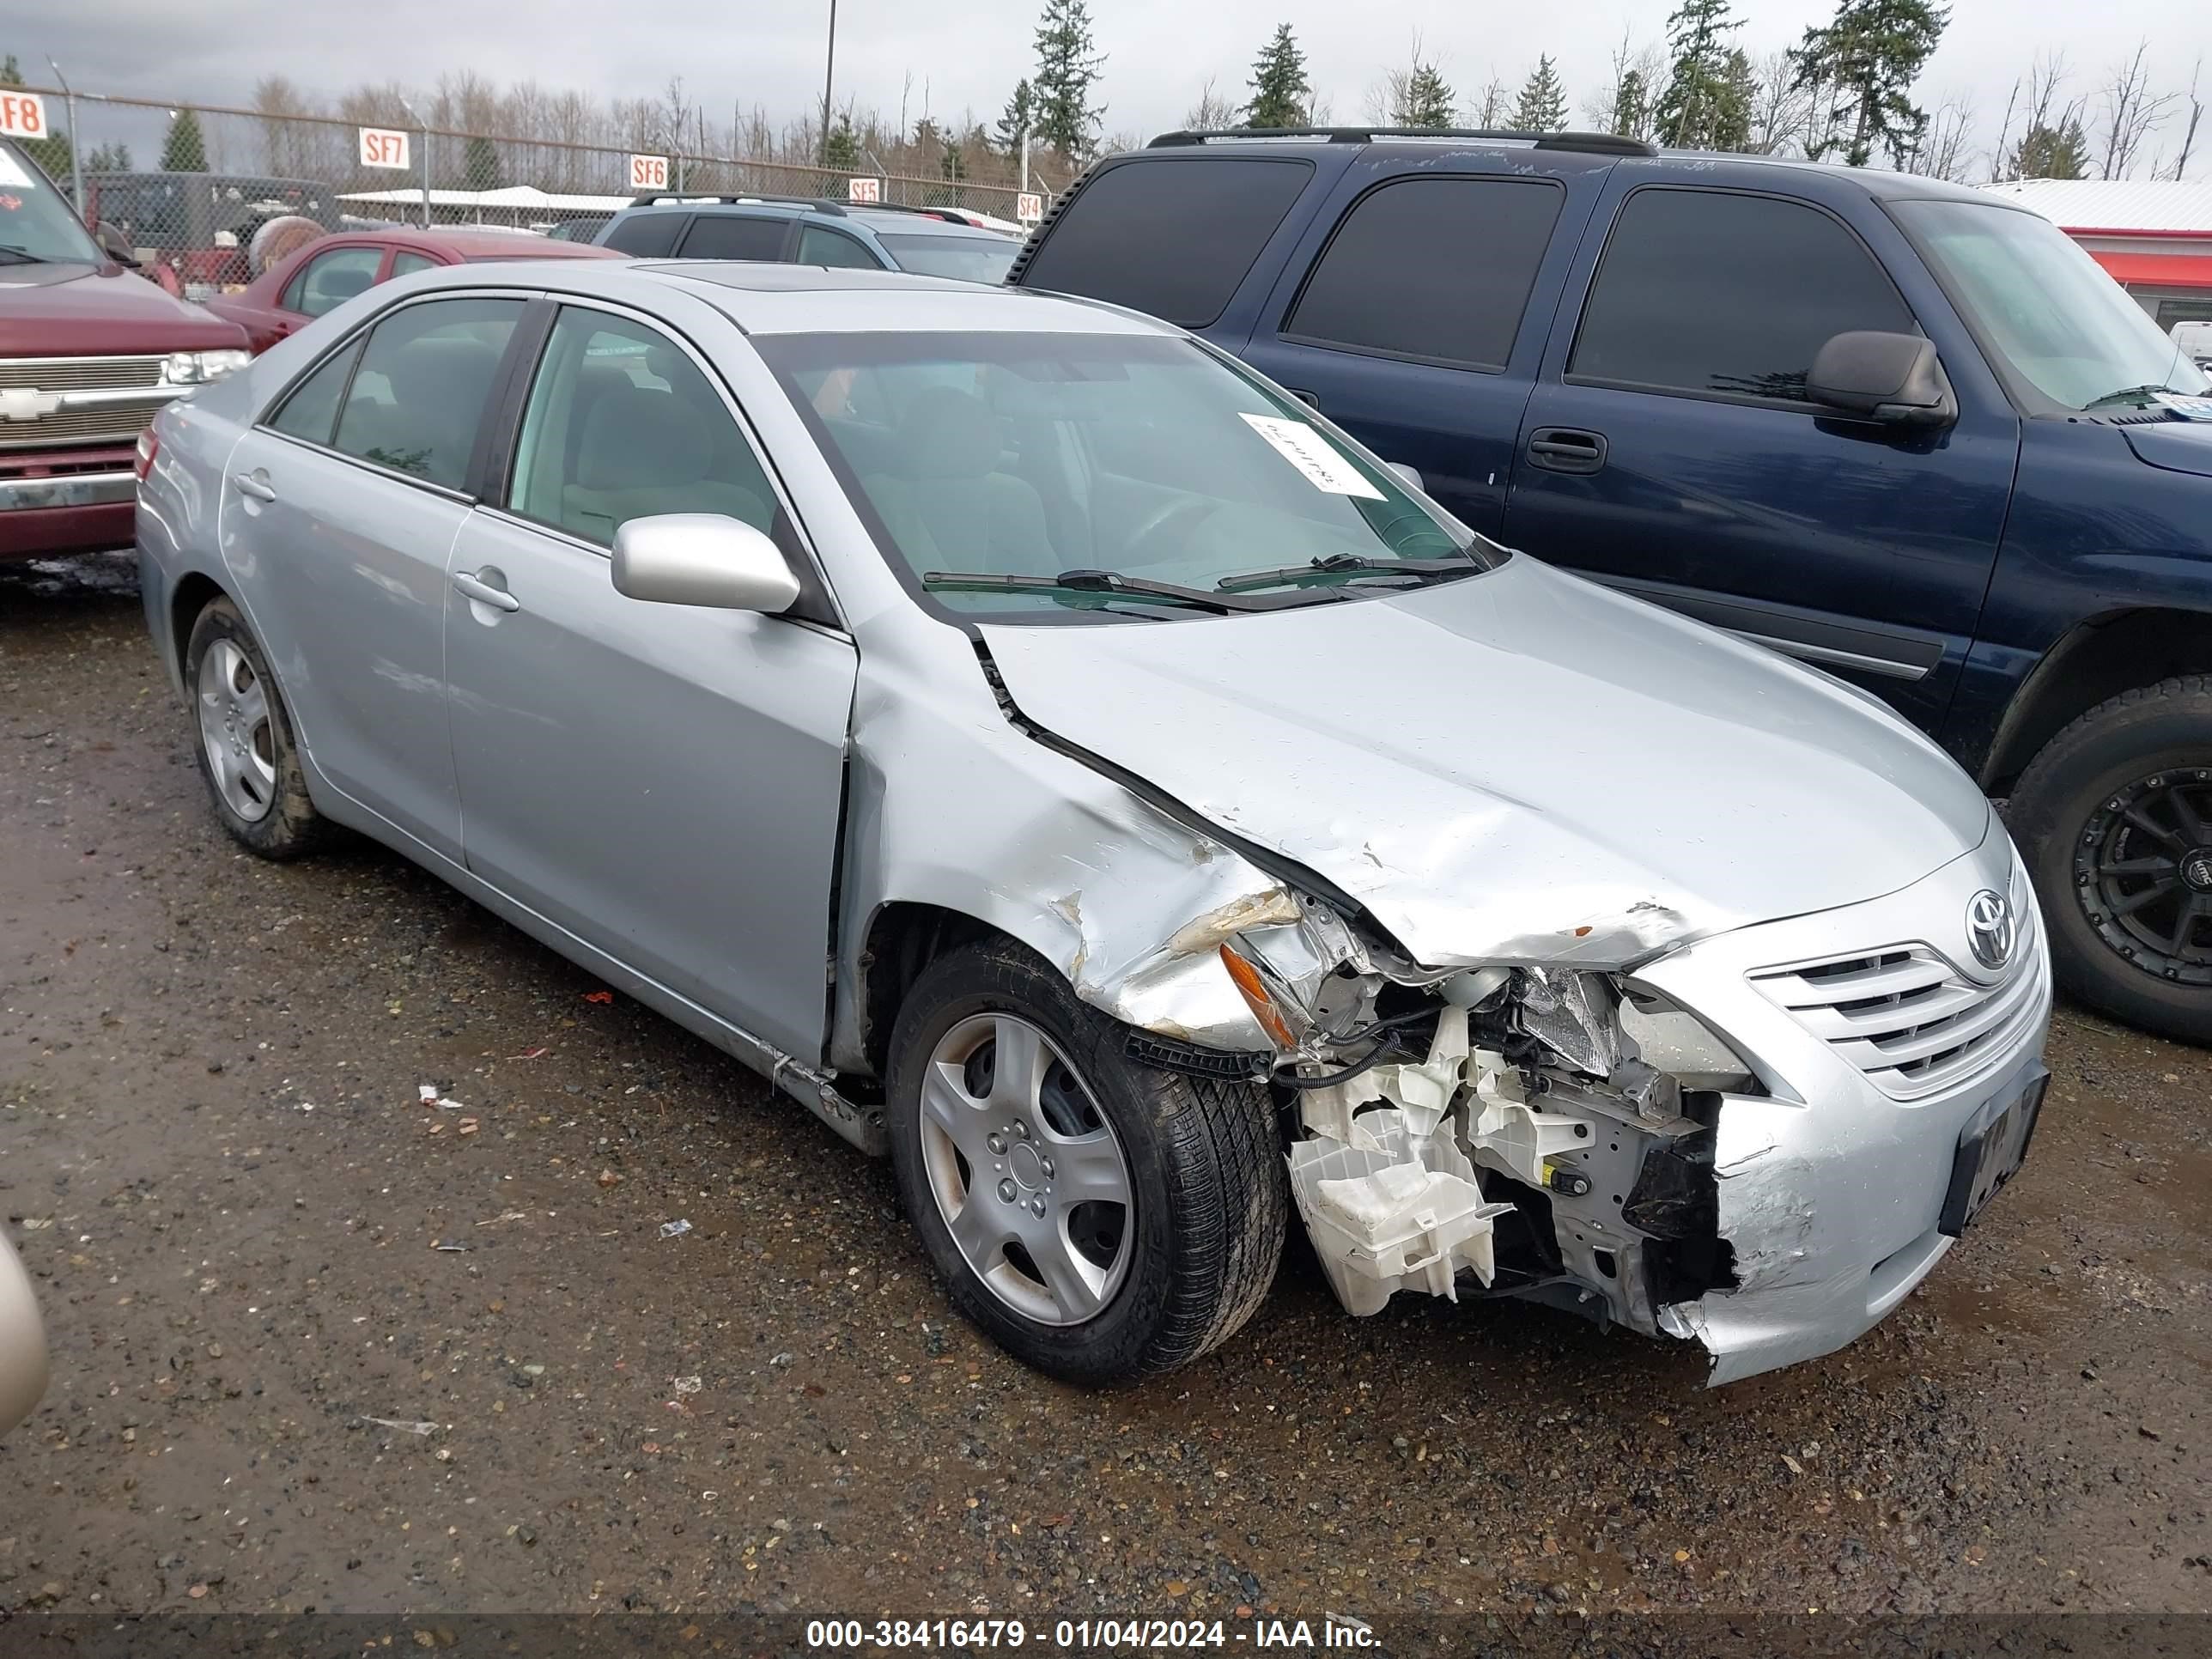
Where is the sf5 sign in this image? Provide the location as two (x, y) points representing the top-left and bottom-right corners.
(359, 127), (411, 170)
(627, 154), (669, 191)
(0, 91), (46, 140)
(846, 176), (882, 204)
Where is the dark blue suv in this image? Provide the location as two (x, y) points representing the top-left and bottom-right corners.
(1011, 127), (2212, 1042)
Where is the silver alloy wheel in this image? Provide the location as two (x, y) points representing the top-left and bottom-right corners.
(918, 1012), (1135, 1327)
(196, 637), (278, 823)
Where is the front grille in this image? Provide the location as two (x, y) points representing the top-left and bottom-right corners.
(0, 356), (167, 392)
(0, 403), (169, 451)
(1749, 909), (2041, 1100)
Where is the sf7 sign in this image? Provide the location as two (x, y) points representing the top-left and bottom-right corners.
(0, 91), (46, 140)
(359, 127), (411, 170)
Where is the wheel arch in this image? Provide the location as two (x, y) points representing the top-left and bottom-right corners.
(1983, 606), (2212, 793)
(169, 570), (229, 686)
(854, 902), (1018, 1085)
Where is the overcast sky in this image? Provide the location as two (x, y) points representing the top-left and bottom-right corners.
(16, 0), (2210, 175)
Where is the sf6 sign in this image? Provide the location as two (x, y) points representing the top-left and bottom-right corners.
(359, 127), (411, 170)
(0, 91), (46, 140)
(627, 154), (670, 191)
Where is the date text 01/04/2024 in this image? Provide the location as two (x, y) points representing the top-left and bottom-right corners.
(804, 1619), (1381, 1650)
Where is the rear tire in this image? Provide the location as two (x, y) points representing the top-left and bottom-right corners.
(886, 939), (1288, 1384)
(185, 598), (325, 860)
(2012, 676), (2212, 1043)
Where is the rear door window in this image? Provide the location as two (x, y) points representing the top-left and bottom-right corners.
(678, 215), (792, 262)
(1570, 187), (1914, 404)
(798, 224), (880, 269)
(391, 251), (439, 278)
(1285, 177), (1565, 370)
(330, 297), (525, 489)
(268, 337), (366, 446)
(602, 212), (687, 257)
(285, 245), (384, 317)
(1018, 156), (1314, 327)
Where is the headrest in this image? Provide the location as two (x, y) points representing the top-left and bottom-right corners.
(316, 266), (375, 303)
(893, 386), (1001, 480)
(576, 386), (714, 490)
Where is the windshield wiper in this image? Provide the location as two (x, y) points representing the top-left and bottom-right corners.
(2081, 382), (2179, 410)
(0, 247), (47, 267)
(921, 568), (1301, 615)
(1214, 550), (1481, 594)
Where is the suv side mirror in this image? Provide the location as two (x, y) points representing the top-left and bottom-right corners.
(1807, 331), (1955, 427)
(611, 514), (800, 614)
(94, 222), (141, 268)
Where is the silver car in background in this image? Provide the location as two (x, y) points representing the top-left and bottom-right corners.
(136, 260), (2051, 1386)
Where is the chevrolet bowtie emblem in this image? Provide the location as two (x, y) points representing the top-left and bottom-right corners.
(0, 387), (61, 422)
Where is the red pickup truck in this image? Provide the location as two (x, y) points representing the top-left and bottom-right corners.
(0, 137), (250, 562)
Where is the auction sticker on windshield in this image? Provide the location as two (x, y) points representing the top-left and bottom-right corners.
(1239, 413), (1385, 500)
(0, 149), (31, 190)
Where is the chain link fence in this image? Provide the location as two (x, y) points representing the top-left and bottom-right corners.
(27, 85), (1048, 297)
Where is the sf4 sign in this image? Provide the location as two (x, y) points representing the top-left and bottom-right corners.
(846, 175), (883, 204)
(0, 91), (45, 140)
(627, 154), (669, 191)
(359, 127), (411, 170)
(1016, 191), (1043, 225)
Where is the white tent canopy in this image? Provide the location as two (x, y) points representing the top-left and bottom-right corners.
(337, 184), (629, 219)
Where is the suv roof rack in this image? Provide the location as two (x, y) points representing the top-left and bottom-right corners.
(626, 192), (977, 224)
(1146, 126), (1659, 159)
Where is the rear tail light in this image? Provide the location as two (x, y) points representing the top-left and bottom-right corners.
(134, 429), (159, 482)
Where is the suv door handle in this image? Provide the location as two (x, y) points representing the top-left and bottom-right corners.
(231, 471), (277, 502)
(1285, 387), (1320, 410)
(1526, 428), (1607, 475)
(452, 569), (520, 612)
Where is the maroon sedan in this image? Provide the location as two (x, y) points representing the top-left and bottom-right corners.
(204, 228), (621, 354)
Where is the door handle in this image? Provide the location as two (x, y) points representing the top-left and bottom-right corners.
(1285, 387), (1321, 410)
(452, 569), (520, 612)
(1526, 427), (1607, 476)
(231, 471), (277, 502)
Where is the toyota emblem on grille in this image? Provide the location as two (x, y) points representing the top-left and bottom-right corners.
(1966, 889), (2016, 972)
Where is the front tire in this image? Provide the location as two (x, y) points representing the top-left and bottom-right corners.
(185, 598), (325, 860)
(886, 940), (1288, 1384)
(2013, 676), (2212, 1043)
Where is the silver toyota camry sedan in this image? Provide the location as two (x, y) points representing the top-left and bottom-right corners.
(137, 260), (2051, 1386)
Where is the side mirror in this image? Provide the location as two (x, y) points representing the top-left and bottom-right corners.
(94, 222), (141, 268)
(1385, 461), (1425, 492)
(611, 514), (800, 614)
(1807, 330), (1954, 427)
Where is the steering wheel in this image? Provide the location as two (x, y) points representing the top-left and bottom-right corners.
(1121, 495), (1229, 569)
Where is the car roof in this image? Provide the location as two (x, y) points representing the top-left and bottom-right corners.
(617, 199), (1009, 240)
(400, 257), (1166, 337)
(1125, 133), (2009, 208)
(337, 228), (621, 260)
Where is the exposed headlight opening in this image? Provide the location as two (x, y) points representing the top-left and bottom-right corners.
(161, 349), (252, 386)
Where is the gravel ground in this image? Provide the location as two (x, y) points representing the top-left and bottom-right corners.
(1, 551), (2207, 1626)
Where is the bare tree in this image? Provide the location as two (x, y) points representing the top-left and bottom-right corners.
(1744, 47), (1813, 155)
(1184, 77), (1239, 130)
(1906, 93), (1976, 179)
(2094, 41), (2177, 179)
(1990, 52), (2087, 180)
(2173, 56), (2204, 179)
(1580, 29), (1667, 140)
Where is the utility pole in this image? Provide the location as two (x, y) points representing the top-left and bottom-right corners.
(398, 95), (431, 228)
(46, 58), (82, 221)
(817, 0), (839, 168)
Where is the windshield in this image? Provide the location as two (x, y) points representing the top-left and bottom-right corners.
(1896, 199), (2209, 410)
(878, 232), (1018, 285)
(0, 140), (104, 265)
(757, 329), (1494, 622)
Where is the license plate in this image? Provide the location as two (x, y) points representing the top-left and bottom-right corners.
(1939, 1068), (2048, 1237)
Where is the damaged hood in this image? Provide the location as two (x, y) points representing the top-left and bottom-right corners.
(981, 555), (1990, 969)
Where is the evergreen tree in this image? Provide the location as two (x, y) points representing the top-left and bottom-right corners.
(1612, 68), (1650, 139)
(1654, 0), (1743, 149)
(1511, 55), (1568, 131)
(1789, 0), (1948, 168)
(162, 108), (209, 171)
(84, 143), (131, 171)
(823, 114), (861, 172)
(1394, 63), (1456, 128)
(462, 133), (501, 191)
(1244, 24), (1311, 130)
(995, 79), (1036, 152)
(1032, 0), (1105, 157)
(1711, 48), (1758, 150)
(0, 53), (72, 183)
(2009, 118), (2089, 179)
